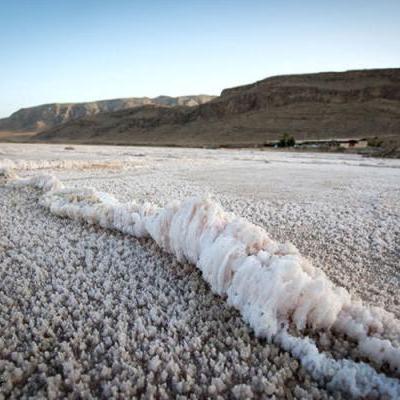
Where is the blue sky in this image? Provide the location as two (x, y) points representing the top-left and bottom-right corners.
(0, 0), (399, 118)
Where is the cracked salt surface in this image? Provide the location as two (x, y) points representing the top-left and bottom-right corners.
(1, 143), (400, 399)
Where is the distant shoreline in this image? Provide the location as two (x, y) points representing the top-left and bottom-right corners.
(1, 132), (398, 159)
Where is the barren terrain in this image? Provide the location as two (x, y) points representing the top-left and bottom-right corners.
(34, 69), (400, 146)
(1, 144), (399, 399)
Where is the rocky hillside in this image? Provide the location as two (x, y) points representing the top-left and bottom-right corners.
(34, 68), (400, 147)
(0, 95), (215, 132)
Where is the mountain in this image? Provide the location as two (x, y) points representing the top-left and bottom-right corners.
(34, 68), (400, 147)
(0, 95), (216, 133)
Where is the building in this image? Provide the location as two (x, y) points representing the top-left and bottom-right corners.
(339, 139), (368, 149)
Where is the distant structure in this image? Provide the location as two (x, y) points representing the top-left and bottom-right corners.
(292, 138), (369, 149)
(339, 139), (368, 149)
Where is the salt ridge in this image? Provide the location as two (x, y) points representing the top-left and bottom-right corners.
(4, 169), (400, 398)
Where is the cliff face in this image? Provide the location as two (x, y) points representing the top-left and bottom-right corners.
(32, 69), (400, 145)
(0, 95), (215, 132)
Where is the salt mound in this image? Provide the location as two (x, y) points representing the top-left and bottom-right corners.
(0, 167), (17, 184)
(10, 174), (64, 192)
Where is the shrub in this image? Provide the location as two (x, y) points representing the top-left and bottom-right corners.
(367, 137), (383, 147)
(278, 133), (296, 147)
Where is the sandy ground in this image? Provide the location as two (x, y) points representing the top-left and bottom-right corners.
(1, 143), (399, 398)
(0, 131), (37, 141)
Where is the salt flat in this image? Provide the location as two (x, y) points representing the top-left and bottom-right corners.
(1, 143), (399, 399)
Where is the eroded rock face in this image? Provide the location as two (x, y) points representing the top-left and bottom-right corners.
(0, 95), (216, 132)
(33, 68), (400, 146)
